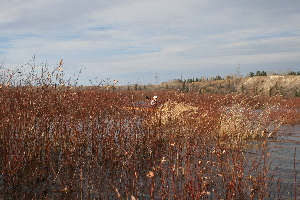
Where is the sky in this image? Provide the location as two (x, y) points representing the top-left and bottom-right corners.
(1, 0), (300, 86)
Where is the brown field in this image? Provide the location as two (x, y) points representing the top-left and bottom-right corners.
(1, 84), (299, 199)
(1, 61), (300, 199)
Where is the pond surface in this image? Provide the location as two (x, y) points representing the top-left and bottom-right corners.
(267, 124), (300, 199)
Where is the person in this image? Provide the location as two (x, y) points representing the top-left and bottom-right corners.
(150, 96), (158, 107)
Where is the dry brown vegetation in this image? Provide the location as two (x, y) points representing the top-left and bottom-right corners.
(0, 61), (300, 199)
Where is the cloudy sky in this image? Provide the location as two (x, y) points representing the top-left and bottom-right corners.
(1, 0), (300, 85)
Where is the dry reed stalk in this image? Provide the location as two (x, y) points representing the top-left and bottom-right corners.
(1, 61), (299, 199)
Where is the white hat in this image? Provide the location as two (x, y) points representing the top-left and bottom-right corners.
(153, 96), (157, 98)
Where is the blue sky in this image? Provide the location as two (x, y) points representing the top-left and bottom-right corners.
(1, 0), (300, 86)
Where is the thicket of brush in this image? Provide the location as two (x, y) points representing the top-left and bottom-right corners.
(0, 60), (299, 199)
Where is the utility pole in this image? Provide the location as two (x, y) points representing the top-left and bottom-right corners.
(154, 73), (159, 84)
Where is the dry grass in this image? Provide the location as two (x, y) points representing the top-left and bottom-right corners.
(0, 61), (299, 199)
(218, 102), (282, 140)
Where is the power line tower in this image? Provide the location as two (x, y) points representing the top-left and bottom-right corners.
(236, 64), (240, 78)
(154, 73), (159, 84)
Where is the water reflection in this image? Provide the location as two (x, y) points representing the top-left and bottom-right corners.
(267, 124), (300, 199)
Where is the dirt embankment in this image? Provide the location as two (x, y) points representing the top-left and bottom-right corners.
(235, 75), (300, 96)
(158, 75), (300, 97)
(112, 75), (300, 97)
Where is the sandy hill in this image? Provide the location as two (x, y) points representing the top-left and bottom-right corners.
(146, 75), (300, 97)
(161, 75), (300, 97)
(109, 75), (300, 97)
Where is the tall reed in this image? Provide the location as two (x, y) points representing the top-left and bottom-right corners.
(0, 60), (299, 199)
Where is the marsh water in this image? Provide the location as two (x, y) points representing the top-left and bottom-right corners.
(265, 124), (300, 199)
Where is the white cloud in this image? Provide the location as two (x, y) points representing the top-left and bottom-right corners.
(1, 0), (300, 85)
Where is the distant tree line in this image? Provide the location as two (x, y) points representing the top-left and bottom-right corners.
(287, 71), (300, 75)
(248, 71), (267, 77)
(172, 70), (300, 83)
(248, 70), (300, 77)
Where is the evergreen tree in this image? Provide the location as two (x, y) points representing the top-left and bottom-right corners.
(249, 72), (255, 77)
(215, 75), (222, 80)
